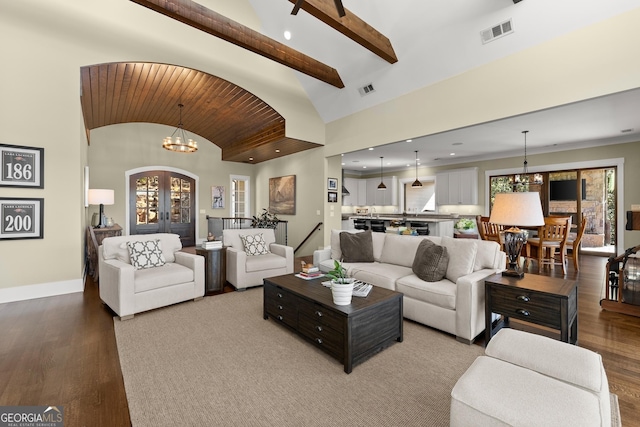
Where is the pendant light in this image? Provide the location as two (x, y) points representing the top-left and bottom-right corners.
(377, 156), (386, 190)
(513, 130), (543, 188)
(163, 103), (198, 153)
(411, 150), (422, 188)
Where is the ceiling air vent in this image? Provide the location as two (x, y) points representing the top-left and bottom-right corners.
(481, 19), (513, 44)
(358, 83), (375, 96)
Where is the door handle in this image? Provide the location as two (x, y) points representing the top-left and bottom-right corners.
(165, 211), (170, 221)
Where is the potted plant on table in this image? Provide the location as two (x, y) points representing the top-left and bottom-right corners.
(326, 260), (354, 306)
(455, 218), (476, 234)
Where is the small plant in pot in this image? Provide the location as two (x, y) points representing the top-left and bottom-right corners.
(455, 218), (476, 234)
(326, 260), (354, 306)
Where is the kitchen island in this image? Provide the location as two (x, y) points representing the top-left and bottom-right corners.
(345, 215), (456, 237)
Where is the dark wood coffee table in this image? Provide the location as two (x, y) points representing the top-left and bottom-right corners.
(263, 274), (403, 373)
(485, 273), (578, 345)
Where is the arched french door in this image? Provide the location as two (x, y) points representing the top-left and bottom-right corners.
(129, 170), (196, 247)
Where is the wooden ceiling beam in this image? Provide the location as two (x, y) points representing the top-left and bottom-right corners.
(288, 0), (397, 64)
(130, 0), (344, 88)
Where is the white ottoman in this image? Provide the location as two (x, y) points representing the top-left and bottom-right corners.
(450, 329), (611, 427)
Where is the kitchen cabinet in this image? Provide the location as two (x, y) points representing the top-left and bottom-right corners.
(365, 176), (397, 206)
(342, 178), (367, 206)
(436, 168), (478, 205)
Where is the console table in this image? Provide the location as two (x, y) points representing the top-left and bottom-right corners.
(86, 224), (122, 282)
(195, 246), (227, 295)
(485, 273), (578, 345)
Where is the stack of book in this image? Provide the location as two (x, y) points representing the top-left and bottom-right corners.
(202, 240), (223, 249)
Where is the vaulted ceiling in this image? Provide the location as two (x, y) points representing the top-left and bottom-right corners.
(80, 0), (640, 166)
(80, 62), (321, 163)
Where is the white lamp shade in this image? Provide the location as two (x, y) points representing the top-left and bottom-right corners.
(489, 192), (544, 227)
(88, 189), (115, 205)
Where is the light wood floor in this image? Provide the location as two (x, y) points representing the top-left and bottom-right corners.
(1, 255), (639, 426)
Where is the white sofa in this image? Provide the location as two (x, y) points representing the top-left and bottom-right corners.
(451, 328), (612, 426)
(98, 233), (204, 320)
(222, 228), (294, 290)
(313, 230), (505, 343)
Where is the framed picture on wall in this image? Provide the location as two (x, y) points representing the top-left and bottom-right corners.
(327, 177), (338, 191)
(328, 191), (338, 203)
(212, 185), (225, 209)
(0, 197), (44, 240)
(269, 175), (296, 215)
(0, 144), (44, 188)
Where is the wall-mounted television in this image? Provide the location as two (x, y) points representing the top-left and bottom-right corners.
(549, 179), (586, 201)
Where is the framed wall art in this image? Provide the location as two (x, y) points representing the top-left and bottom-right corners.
(0, 197), (44, 240)
(328, 191), (338, 203)
(0, 143), (44, 188)
(212, 185), (225, 209)
(327, 177), (338, 191)
(269, 175), (296, 215)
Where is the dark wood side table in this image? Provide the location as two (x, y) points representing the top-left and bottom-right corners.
(87, 224), (122, 282)
(484, 273), (578, 345)
(195, 246), (227, 295)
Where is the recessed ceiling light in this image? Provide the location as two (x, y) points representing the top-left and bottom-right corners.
(341, 162), (345, 165)
(275, 149), (280, 153)
(363, 166), (367, 169)
(450, 153), (455, 156)
(406, 139), (412, 142)
(368, 147), (374, 151)
(284, 30), (292, 40)
(249, 157), (254, 161)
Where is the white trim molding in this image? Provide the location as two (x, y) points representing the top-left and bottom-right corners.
(0, 279), (84, 304)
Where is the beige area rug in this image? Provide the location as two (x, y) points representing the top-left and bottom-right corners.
(114, 288), (483, 426)
(114, 289), (621, 426)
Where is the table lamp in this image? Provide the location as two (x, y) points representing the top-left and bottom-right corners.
(88, 189), (115, 228)
(489, 192), (544, 278)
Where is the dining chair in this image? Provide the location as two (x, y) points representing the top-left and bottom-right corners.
(565, 213), (588, 271)
(476, 216), (504, 246)
(525, 216), (572, 275)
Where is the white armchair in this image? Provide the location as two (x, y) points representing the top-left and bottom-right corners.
(98, 233), (204, 320)
(222, 228), (294, 290)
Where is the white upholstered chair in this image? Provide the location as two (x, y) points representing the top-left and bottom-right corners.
(98, 233), (205, 320)
(222, 228), (294, 290)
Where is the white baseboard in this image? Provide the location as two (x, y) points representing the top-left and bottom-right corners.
(0, 278), (84, 304)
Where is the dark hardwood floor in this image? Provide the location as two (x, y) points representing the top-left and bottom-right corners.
(1, 254), (639, 426)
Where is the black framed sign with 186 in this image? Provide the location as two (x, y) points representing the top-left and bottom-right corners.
(0, 198), (44, 240)
(0, 143), (44, 188)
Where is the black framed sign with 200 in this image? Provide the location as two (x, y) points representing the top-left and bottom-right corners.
(0, 198), (44, 240)
(0, 143), (44, 188)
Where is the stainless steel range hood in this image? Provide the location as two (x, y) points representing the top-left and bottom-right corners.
(341, 169), (350, 195)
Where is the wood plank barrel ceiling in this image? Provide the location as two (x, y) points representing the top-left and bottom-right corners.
(80, 62), (322, 163)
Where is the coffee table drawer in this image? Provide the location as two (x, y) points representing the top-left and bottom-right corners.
(264, 285), (297, 328)
(490, 286), (561, 329)
(298, 313), (344, 359)
(297, 298), (343, 332)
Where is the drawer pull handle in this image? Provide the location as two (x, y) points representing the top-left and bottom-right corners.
(516, 309), (530, 317)
(316, 326), (323, 332)
(277, 293), (283, 298)
(277, 315), (283, 321)
(277, 305), (283, 310)
(315, 310), (323, 318)
(315, 338), (323, 345)
(516, 295), (530, 302)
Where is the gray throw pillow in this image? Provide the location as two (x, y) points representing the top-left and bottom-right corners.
(340, 230), (375, 263)
(412, 239), (449, 282)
